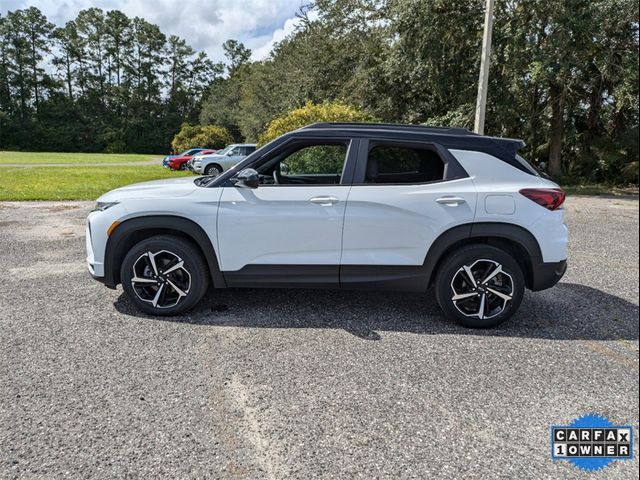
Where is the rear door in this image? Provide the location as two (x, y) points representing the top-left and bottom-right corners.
(341, 139), (477, 287)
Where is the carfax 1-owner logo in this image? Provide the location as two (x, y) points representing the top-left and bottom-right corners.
(551, 414), (634, 471)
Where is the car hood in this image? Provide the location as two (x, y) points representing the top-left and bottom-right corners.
(97, 177), (198, 202)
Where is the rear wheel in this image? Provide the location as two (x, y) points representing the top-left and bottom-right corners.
(120, 235), (209, 316)
(204, 164), (222, 176)
(435, 245), (524, 328)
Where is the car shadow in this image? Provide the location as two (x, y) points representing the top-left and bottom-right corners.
(114, 282), (639, 341)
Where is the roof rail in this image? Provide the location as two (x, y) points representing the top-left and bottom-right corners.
(301, 122), (475, 136)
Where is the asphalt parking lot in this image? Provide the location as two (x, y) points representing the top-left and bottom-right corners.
(1, 196), (638, 479)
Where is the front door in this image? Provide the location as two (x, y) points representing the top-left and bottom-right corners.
(217, 139), (357, 287)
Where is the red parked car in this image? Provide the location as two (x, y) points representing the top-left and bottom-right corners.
(167, 149), (217, 170)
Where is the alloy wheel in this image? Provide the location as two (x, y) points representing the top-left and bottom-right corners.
(130, 250), (191, 308)
(205, 165), (221, 176)
(450, 259), (514, 320)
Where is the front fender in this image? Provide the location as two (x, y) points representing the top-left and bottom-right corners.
(104, 215), (225, 289)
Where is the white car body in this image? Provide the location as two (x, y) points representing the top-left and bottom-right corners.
(87, 123), (568, 326)
(87, 155), (566, 275)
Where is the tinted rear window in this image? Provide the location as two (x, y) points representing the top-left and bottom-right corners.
(365, 145), (445, 184)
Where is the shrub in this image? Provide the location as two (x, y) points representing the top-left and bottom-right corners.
(258, 101), (376, 145)
(171, 123), (234, 152)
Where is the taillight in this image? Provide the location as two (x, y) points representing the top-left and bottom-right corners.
(519, 188), (565, 210)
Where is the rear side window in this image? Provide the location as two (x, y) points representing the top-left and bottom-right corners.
(365, 144), (445, 184)
(515, 154), (542, 176)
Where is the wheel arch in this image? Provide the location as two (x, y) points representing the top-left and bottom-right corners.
(424, 222), (543, 290)
(104, 215), (225, 289)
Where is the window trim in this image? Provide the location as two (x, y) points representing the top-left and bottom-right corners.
(351, 138), (468, 186)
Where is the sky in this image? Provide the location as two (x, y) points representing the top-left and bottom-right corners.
(1, 0), (314, 62)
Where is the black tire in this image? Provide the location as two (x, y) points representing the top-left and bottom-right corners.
(204, 164), (222, 176)
(120, 235), (209, 316)
(435, 244), (524, 328)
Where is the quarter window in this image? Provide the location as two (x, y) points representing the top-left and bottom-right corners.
(365, 144), (445, 184)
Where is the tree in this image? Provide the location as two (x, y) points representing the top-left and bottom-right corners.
(171, 123), (234, 151)
(20, 7), (54, 115)
(222, 39), (251, 73)
(1, 7), (218, 153)
(258, 101), (376, 144)
(52, 21), (81, 100)
(105, 10), (131, 89)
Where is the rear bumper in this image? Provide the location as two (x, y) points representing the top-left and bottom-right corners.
(529, 259), (567, 291)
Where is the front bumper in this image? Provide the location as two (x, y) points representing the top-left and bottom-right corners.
(86, 221), (106, 280)
(192, 163), (203, 173)
(85, 206), (127, 289)
(529, 259), (567, 291)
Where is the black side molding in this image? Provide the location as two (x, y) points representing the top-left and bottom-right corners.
(224, 264), (338, 288)
(104, 215), (225, 289)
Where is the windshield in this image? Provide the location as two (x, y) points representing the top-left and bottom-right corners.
(215, 146), (234, 155)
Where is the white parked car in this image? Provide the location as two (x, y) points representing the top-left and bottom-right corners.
(191, 144), (257, 176)
(86, 123), (568, 328)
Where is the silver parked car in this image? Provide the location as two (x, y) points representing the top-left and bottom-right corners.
(191, 144), (257, 176)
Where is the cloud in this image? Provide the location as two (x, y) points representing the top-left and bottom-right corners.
(1, 0), (306, 62)
(250, 9), (318, 61)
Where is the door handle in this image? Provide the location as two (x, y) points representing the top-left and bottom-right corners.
(310, 196), (339, 206)
(436, 196), (466, 207)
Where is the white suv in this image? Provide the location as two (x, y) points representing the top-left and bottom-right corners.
(191, 144), (257, 176)
(87, 123), (567, 328)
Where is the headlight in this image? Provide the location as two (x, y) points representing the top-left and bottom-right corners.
(93, 201), (119, 212)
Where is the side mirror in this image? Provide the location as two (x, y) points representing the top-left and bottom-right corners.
(234, 168), (259, 189)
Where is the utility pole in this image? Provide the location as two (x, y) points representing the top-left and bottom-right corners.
(474, 0), (495, 135)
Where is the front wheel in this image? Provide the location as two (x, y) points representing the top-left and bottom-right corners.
(204, 164), (222, 176)
(120, 235), (209, 316)
(435, 245), (525, 328)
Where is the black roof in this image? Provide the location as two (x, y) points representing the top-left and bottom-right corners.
(302, 122), (475, 136)
(297, 122), (526, 169)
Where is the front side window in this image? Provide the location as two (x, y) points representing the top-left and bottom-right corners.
(257, 142), (349, 186)
(365, 144), (445, 184)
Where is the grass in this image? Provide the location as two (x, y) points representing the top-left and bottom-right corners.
(0, 151), (159, 165)
(0, 165), (191, 201)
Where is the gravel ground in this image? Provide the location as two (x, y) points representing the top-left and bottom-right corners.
(0, 196), (638, 479)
